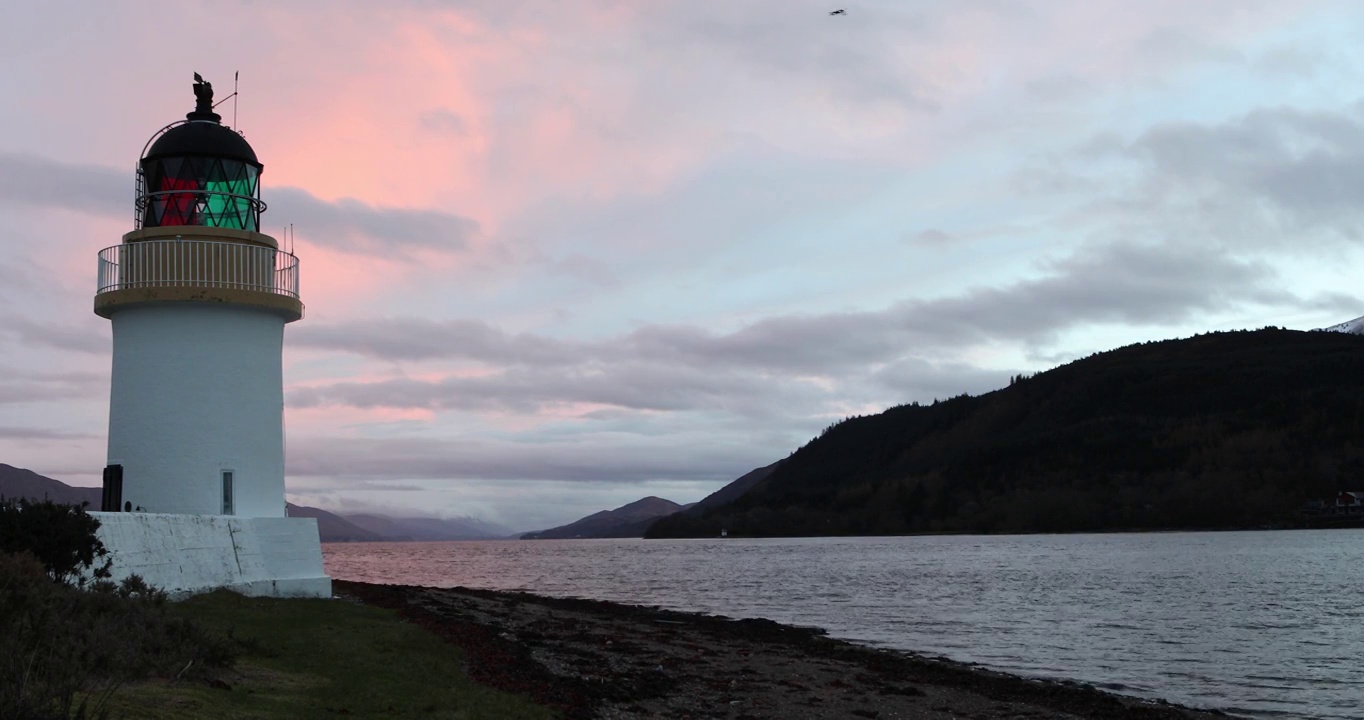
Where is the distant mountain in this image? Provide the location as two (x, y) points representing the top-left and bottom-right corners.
(649, 329), (1364, 538)
(1319, 315), (1364, 335)
(0, 464), (100, 507)
(286, 503), (384, 542)
(522, 496), (692, 539)
(344, 513), (512, 541)
(0, 463), (509, 542)
(680, 461), (781, 517)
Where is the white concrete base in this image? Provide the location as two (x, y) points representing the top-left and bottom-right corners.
(90, 512), (331, 599)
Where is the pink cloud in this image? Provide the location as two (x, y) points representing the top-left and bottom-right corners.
(289, 405), (435, 426)
(287, 240), (418, 318)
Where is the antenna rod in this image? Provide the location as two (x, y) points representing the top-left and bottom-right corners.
(234, 71), (239, 129)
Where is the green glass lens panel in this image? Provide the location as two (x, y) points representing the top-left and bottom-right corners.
(204, 180), (250, 229)
(202, 163), (259, 230)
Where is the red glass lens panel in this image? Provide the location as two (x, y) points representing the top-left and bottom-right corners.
(157, 175), (198, 226)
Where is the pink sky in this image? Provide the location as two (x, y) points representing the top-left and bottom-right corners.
(2, 1), (1362, 530)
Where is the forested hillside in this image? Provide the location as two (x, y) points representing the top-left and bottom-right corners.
(648, 329), (1364, 537)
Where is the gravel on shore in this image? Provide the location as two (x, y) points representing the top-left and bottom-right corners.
(334, 580), (1233, 720)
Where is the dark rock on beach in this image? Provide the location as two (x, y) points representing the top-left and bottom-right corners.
(334, 581), (1231, 720)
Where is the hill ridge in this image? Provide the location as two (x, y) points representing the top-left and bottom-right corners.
(649, 329), (1364, 538)
(522, 496), (689, 539)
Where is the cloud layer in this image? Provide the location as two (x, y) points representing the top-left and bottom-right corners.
(0, 1), (1361, 527)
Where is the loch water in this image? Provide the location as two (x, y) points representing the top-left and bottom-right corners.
(323, 530), (1364, 719)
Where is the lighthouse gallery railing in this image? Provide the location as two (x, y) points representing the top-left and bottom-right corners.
(96, 239), (299, 298)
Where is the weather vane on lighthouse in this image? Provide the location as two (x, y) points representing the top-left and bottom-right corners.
(192, 73), (213, 113)
(90, 74), (329, 598)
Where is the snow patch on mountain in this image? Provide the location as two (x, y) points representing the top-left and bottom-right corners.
(1318, 316), (1364, 335)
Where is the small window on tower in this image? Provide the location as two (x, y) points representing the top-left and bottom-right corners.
(222, 471), (234, 515)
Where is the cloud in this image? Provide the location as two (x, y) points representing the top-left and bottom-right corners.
(292, 318), (577, 364)
(870, 358), (1016, 400)
(1037, 104), (1364, 247)
(287, 433), (769, 485)
(907, 228), (955, 245)
(0, 318), (109, 355)
(0, 427), (96, 441)
(539, 253), (620, 288)
(1024, 74), (1096, 103)
(289, 362), (826, 417)
(1128, 107), (1364, 197)
(1252, 44), (1327, 78)
(901, 241), (1292, 346)
(296, 239), (1315, 369)
(1134, 26), (1244, 67)
(418, 109), (468, 136)
(0, 370), (105, 406)
(653, 5), (940, 111)
(287, 239), (1340, 424)
(269, 187), (480, 258)
(0, 153), (127, 218)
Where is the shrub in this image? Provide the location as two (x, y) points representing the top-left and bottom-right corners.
(0, 498), (112, 586)
(0, 551), (112, 719)
(0, 551), (241, 719)
(0, 502), (240, 718)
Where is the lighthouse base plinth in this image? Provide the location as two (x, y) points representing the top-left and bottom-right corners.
(90, 513), (331, 599)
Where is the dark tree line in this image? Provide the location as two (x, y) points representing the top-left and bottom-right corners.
(648, 329), (1364, 538)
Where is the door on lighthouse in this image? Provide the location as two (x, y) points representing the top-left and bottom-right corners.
(221, 470), (234, 515)
(101, 464), (123, 512)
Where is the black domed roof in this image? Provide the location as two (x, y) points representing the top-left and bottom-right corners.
(145, 119), (259, 165)
(142, 75), (260, 166)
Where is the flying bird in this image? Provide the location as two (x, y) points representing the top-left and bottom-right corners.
(830, 8), (846, 15)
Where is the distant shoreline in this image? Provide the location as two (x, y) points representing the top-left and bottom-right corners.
(322, 521), (1360, 543)
(336, 580), (1236, 719)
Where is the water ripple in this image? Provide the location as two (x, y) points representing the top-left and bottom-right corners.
(325, 529), (1364, 719)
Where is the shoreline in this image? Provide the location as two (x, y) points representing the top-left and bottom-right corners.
(335, 580), (1235, 720)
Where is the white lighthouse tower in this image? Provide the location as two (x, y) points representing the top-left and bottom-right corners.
(90, 76), (329, 598)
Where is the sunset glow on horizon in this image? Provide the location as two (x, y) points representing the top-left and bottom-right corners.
(3, 1), (1363, 531)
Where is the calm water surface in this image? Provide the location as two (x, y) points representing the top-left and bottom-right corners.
(324, 530), (1364, 719)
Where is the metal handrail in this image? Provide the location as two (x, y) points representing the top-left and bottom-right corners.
(96, 239), (299, 298)
(138, 188), (264, 204)
(139, 119), (188, 160)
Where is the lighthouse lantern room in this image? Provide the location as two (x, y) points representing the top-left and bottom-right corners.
(90, 75), (329, 598)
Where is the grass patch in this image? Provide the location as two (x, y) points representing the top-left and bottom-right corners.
(105, 590), (554, 720)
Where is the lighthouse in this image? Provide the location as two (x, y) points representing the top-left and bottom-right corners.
(89, 75), (329, 598)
